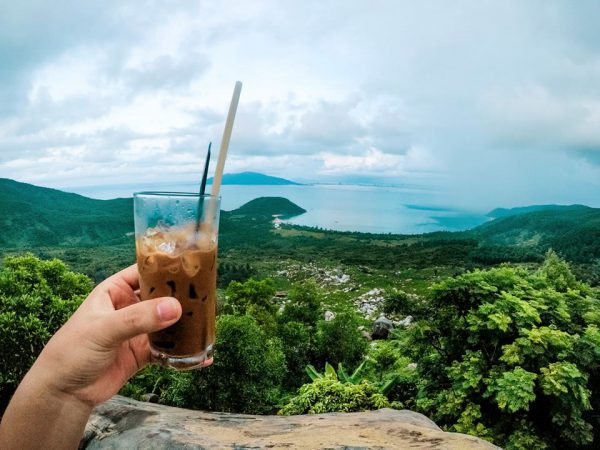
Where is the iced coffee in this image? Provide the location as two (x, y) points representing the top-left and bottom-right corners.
(133, 192), (220, 370)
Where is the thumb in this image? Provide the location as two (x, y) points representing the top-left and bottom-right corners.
(106, 297), (182, 344)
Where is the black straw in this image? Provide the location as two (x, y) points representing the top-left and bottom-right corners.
(196, 142), (212, 232)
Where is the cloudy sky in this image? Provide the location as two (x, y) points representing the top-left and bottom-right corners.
(1, 0), (599, 209)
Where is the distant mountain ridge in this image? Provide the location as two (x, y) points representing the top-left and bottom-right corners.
(0, 178), (598, 264)
(487, 204), (590, 219)
(467, 205), (600, 262)
(207, 172), (301, 185)
(0, 178), (133, 247)
(0, 178), (305, 248)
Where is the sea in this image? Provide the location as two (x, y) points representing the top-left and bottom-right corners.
(74, 183), (490, 235)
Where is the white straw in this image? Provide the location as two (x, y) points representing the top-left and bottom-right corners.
(207, 81), (242, 225)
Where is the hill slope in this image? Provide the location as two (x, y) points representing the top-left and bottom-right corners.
(1, 179), (598, 283)
(487, 204), (589, 219)
(0, 178), (133, 247)
(230, 197), (306, 218)
(0, 179), (306, 248)
(208, 172), (301, 185)
(468, 206), (600, 262)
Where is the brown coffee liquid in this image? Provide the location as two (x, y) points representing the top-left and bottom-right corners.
(136, 239), (217, 358)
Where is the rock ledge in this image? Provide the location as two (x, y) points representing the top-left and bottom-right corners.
(82, 395), (500, 449)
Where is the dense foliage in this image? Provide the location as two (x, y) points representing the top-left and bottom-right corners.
(470, 206), (600, 265)
(0, 178), (133, 249)
(403, 252), (599, 449)
(120, 276), (370, 414)
(0, 254), (92, 410)
(278, 375), (392, 415)
(163, 315), (286, 414)
(2, 249), (599, 450)
(278, 359), (405, 415)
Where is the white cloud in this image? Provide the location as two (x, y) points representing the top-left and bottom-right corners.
(482, 83), (600, 160)
(0, 0), (599, 209)
(316, 146), (438, 177)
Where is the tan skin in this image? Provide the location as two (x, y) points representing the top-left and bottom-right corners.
(0, 264), (200, 450)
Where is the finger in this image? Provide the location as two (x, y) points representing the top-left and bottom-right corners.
(114, 264), (140, 291)
(105, 297), (182, 344)
(107, 284), (140, 311)
(104, 265), (141, 310)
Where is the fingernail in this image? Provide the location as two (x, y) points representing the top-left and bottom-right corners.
(157, 298), (179, 321)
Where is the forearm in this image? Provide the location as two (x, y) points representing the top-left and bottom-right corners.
(0, 363), (93, 450)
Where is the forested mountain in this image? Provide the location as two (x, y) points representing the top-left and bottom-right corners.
(0, 179), (598, 283)
(0, 180), (305, 249)
(207, 172), (302, 185)
(231, 197), (306, 218)
(467, 205), (600, 263)
(0, 178), (133, 247)
(487, 204), (588, 219)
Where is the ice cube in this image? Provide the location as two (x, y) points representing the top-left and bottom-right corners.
(140, 255), (158, 274)
(163, 258), (181, 274)
(145, 226), (164, 237)
(158, 241), (177, 254)
(181, 252), (202, 277)
(140, 236), (157, 253)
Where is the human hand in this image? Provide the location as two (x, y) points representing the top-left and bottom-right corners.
(29, 264), (182, 407)
(0, 264), (182, 449)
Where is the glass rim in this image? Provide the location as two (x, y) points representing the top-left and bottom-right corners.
(133, 191), (220, 199)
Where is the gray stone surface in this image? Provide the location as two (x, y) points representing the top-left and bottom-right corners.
(81, 396), (501, 449)
(372, 316), (394, 339)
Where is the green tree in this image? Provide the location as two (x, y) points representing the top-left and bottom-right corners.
(223, 278), (278, 335)
(279, 281), (322, 326)
(404, 252), (599, 448)
(315, 309), (368, 370)
(119, 365), (179, 400)
(0, 254), (92, 411)
(277, 281), (323, 389)
(278, 321), (314, 390)
(163, 315), (285, 414)
(383, 289), (413, 316)
(217, 261), (256, 288)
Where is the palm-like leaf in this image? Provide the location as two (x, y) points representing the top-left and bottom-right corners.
(305, 364), (322, 381)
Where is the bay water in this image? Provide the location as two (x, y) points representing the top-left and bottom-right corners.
(76, 183), (489, 234)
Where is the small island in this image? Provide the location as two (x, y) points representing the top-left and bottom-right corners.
(207, 172), (302, 186)
(230, 197), (307, 219)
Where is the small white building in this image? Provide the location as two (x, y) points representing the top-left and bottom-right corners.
(272, 215), (283, 228)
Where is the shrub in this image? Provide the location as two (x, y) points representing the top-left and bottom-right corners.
(382, 289), (412, 316)
(222, 278), (278, 335)
(218, 261), (256, 288)
(277, 281), (323, 389)
(405, 251), (600, 448)
(279, 281), (322, 327)
(315, 309), (367, 369)
(162, 314), (285, 414)
(119, 365), (180, 400)
(223, 278), (277, 315)
(278, 375), (393, 415)
(279, 321), (314, 389)
(0, 254), (92, 411)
